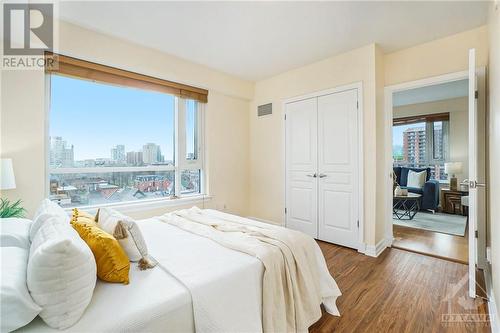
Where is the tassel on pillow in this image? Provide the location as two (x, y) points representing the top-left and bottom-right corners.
(113, 221), (128, 240)
(138, 257), (158, 270)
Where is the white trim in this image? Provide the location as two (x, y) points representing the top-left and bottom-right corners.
(485, 265), (500, 332)
(282, 82), (365, 252)
(384, 71), (469, 244)
(63, 195), (212, 215)
(50, 165), (175, 174)
(365, 238), (389, 257)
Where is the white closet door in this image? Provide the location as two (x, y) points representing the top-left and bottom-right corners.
(285, 98), (318, 238)
(317, 89), (359, 249)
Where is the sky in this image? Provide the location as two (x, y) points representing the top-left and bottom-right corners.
(50, 74), (196, 161)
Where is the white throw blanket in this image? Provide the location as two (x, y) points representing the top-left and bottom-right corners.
(158, 207), (341, 333)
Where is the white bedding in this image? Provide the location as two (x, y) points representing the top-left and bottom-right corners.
(17, 264), (194, 333)
(18, 210), (339, 333)
(140, 218), (264, 333)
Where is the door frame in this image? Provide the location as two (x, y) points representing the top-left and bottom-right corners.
(282, 81), (365, 252)
(383, 69), (487, 269)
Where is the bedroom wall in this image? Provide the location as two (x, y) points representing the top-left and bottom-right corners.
(487, 0), (500, 321)
(0, 21), (254, 219)
(384, 25), (488, 86)
(248, 26), (489, 249)
(248, 44), (382, 247)
(393, 97), (469, 183)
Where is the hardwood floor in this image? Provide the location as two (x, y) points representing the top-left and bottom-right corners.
(392, 224), (469, 263)
(310, 241), (490, 333)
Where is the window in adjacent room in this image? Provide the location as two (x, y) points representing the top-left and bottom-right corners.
(47, 54), (206, 208)
(392, 113), (449, 180)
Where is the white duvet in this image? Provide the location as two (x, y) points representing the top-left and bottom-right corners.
(144, 208), (341, 333)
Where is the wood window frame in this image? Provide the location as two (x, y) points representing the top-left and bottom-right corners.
(45, 52), (208, 103)
(393, 112), (449, 126)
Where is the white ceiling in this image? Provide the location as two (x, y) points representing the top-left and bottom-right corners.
(393, 79), (469, 107)
(59, 1), (488, 81)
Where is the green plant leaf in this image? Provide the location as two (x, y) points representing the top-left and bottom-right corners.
(0, 198), (26, 218)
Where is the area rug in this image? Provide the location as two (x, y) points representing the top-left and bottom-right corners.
(393, 212), (467, 236)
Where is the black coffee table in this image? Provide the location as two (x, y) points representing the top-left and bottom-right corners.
(393, 193), (421, 220)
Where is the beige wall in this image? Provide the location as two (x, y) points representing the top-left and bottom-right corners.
(393, 97), (469, 183)
(249, 44), (381, 246)
(487, 1), (500, 320)
(385, 26), (488, 86)
(0, 21), (254, 219)
(248, 26), (489, 249)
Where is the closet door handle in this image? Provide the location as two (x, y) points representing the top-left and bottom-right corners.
(307, 173), (317, 178)
(318, 173), (327, 178)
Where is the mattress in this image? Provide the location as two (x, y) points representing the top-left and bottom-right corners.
(18, 262), (194, 332)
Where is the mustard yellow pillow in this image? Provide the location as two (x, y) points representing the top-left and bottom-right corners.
(71, 209), (130, 284)
(71, 208), (97, 226)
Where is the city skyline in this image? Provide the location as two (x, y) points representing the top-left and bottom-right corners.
(50, 74), (175, 161)
(50, 136), (172, 168)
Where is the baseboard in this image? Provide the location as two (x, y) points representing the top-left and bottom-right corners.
(485, 265), (500, 332)
(364, 238), (389, 257)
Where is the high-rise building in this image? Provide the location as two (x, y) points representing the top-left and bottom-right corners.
(126, 151), (143, 166)
(50, 136), (74, 168)
(111, 144), (126, 162)
(142, 143), (162, 164)
(403, 127), (426, 164)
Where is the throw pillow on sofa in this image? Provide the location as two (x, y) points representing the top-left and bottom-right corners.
(407, 170), (427, 188)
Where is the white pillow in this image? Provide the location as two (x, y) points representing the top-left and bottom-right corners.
(407, 170), (427, 188)
(0, 218), (32, 249)
(97, 208), (156, 268)
(1, 247), (41, 332)
(27, 215), (96, 329)
(30, 199), (69, 241)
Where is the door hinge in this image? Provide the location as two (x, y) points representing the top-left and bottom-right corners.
(284, 114), (287, 120)
(475, 90), (479, 99)
(285, 207), (287, 214)
(475, 230), (478, 238)
(357, 220), (359, 228)
(356, 101), (359, 109)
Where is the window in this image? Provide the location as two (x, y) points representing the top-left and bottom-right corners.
(47, 54), (206, 208)
(392, 114), (449, 180)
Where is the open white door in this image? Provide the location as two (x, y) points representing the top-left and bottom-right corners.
(468, 48), (478, 298)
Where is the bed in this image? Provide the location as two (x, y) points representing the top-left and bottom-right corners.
(17, 208), (341, 333)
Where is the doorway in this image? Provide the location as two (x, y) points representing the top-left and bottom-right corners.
(391, 79), (470, 263)
(384, 65), (487, 298)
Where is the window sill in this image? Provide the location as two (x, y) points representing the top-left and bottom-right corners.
(63, 195), (212, 215)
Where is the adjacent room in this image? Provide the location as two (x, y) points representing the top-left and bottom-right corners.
(391, 79), (472, 263)
(1, 1), (499, 333)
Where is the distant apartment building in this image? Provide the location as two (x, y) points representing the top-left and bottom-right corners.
(142, 143), (163, 164)
(403, 127), (426, 164)
(50, 136), (74, 168)
(111, 144), (126, 162)
(401, 126), (445, 180)
(126, 151), (144, 166)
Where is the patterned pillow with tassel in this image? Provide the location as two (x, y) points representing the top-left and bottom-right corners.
(96, 208), (157, 270)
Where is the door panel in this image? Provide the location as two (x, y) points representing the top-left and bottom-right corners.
(317, 89), (359, 249)
(285, 98), (318, 238)
(468, 49), (477, 298)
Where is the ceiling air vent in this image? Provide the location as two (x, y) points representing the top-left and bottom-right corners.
(257, 103), (272, 117)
